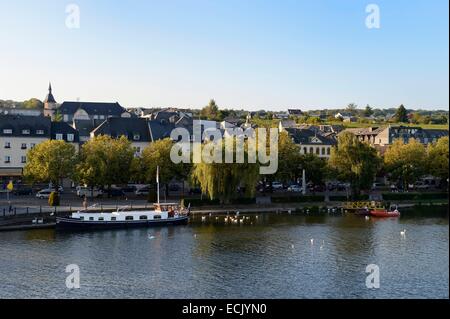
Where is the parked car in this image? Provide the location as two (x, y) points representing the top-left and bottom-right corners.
(77, 187), (103, 198)
(120, 185), (137, 193)
(272, 182), (283, 190)
(106, 188), (127, 198)
(135, 186), (151, 196)
(36, 189), (55, 199)
(372, 182), (386, 190)
(13, 187), (33, 196)
(414, 181), (430, 190)
(288, 185), (302, 192)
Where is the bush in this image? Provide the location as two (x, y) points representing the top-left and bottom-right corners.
(48, 191), (60, 207)
(329, 194), (369, 201)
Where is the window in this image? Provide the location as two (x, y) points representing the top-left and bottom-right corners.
(67, 134), (74, 142)
(327, 147), (331, 155)
(3, 129), (12, 134)
(99, 115), (105, 120)
(139, 215), (148, 220)
(133, 134), (140, 141)
(36, 130), (44, 135)
(303, 147), (307, 154)
(111, 217), (117, 221)
(309, 147), (313, 154)
(30, 143), (36, 149)
(4, 156), (11, 163)
(79, 216), (84, 221)
(55, 134), (63, 140)
(153, 215), (162, 220)
(125, 216), (134, 221)
(21, 156), (26, 163)
(316, 148), (320, 155)
(21, 143), (27, 150)
(4, 142), (10, 149)
(22, 129), (30, 135)
(321, 147), (325, 155)
(89, 217), (94, 221)
(98, 217), (104, 221)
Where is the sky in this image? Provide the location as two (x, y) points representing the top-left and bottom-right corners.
(0, 0), (448, 111)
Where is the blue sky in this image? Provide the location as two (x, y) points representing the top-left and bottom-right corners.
(0, 0), (448, 110)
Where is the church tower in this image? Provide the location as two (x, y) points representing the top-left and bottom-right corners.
(43, 82), (57, 118)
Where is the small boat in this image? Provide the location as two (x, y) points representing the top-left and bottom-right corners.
(56, 203), (189, 230)
(369, 206), (400, 218)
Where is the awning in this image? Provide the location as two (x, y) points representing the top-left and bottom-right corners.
(0, 168), (23, 177)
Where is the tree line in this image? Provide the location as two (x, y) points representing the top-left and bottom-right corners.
(23, 132), (449, 204)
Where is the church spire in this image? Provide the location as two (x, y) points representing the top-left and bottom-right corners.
(48, 82), (52, 94)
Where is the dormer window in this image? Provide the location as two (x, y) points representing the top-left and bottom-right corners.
(36, 130), (44, 135)
(55, 134), (63, 140)
(3, 129), (12, 134)
(67, 134), (74, 142)
(22, 129), (30, 135)
(133, 134), (140, 141)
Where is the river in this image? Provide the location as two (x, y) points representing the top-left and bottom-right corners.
(0, 208), (448, 299)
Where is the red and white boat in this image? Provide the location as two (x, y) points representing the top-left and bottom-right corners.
(369, 206), (400, 218)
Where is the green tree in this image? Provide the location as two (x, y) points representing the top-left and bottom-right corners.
(22, 98), (44, 109)
(363, 104), (374, 117)
(427, 136), (449, 185)
(23, 140), (77, 189)
(75, 135), (135, 193)
(141, 138), (191, 197)
(200, 99), (220, 120)
(192, 140), (260, 204)
(394, 104), (408, 123)
(328, 132), (381, 198)
(275, 132), (302, 183)
(384, 138), (427, 189)
(346, 103), (358, 115)
(300, 154), (328, 186)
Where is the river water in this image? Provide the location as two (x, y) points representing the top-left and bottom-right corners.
(0, 209), (448, 299)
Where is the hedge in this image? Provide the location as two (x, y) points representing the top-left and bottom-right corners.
(382, 192), (449, 201)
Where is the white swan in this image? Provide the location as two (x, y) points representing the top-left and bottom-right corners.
(400, 229), (406, 236)
(310, 238), (314, 245)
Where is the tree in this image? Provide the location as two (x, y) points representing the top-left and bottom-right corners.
(23, 140), (77, 189)
(275, 132), (302, 184)
(364, 105), (374, 117)
(427, 136), (449, 185)
(141, 138), (191, 197)
(300, 154), (328, 186)
(384, 138), (427, 189)
(75, 135), (135, 193)
(192, 140), (260, 204)
(394, 104), (408, 123)
(200, 99), (220, 121)
(22, 98), (43, 109)
(346, 103), (358, 115)
(328, 132), (381, 198)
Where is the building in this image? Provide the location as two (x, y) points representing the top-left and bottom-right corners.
(335, 112), (357, 122)
(58, 101), (131, 123)
(91, 117), (152, 156)
(0, 107), (42, 117)
(43, 83), (58, 118)
(0, 115), (51, 180)
(343, 125), (448, 146)
(50, 122), (80, 151)
(288, 109), (303, 116)
(283, 127), (337, 159)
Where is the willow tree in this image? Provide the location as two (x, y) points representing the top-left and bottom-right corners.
(24, 140), (77, 188)
(192, 139), (260, 204)
(75, 135), (135, 192)
(328, 132), (381, 198)
(384, 138), (427, 189)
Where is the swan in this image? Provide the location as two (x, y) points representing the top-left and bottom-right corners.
(310, 238), (314, 245)
(400, 229), (406, 236)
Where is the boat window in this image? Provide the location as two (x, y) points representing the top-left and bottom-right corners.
(125, 216), (134, 221)
(139, 215), (148, 220)
(111, 217), (117, 221)
(89, 217), (94, 221)
(98, 217), (104, 221)
(79, 216), (84, 221)
(154, 215), (162, 220)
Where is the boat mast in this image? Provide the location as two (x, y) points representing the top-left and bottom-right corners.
(156, 165), (160, 204)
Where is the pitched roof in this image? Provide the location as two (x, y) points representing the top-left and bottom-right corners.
(0, 115), (51, 137)
(73, 119), (104, 137)
(59, 101), (126, 116)
(147, 119), (176, 141)
(285, 128), (337, 145)
(51, 122), (79, 142)
(92, 117), (151, 142)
